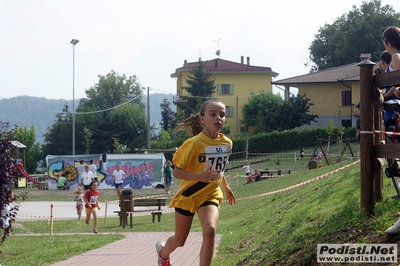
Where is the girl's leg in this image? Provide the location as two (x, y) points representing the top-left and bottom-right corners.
(159, 211), (193, 259)
(92, 208), (98, 231)
(197, 205), (219, 266)
(77, 209), (82, 221)
(85, 208), (90, 224)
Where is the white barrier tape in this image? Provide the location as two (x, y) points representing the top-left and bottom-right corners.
(373, 130), (400, 136)
(120, 208), (175, 215)
(17, 214), (49, 219)
(108, 193), (175, 204)
(360, 130), (375, 134)
(232, 160), (360, 201)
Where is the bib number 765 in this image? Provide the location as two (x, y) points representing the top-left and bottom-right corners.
(208, 156), (227, 172)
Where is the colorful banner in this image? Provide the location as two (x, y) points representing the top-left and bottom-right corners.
(105, 153), (165, 189)
(45, 154), (104, 190)
(45, 153), (165, 190)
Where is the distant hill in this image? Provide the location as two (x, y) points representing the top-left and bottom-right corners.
(0, 93), (175, 144)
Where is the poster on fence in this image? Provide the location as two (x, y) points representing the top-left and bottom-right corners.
(104, 153), (166, 189)
(45, 153), (166, 190)
(46, 154), (104, 190)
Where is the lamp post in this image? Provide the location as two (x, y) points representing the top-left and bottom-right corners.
(70, 39), (79, 155)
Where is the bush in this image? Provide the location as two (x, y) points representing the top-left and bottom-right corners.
(231, 127), (356, 155)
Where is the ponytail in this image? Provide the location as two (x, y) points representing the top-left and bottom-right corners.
(174, 114), (203, 137)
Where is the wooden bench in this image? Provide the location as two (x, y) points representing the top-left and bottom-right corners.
(259, 169), (279, 177)
(278, 169), (291, 175)
(114, 198), (166, 228)
(259, 169), (291, 180)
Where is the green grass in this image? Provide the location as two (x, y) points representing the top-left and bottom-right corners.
(0, 235), (124, 266)
(6, 143), (397, 266)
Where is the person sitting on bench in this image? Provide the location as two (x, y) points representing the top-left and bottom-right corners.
(252, 169), (261, 182)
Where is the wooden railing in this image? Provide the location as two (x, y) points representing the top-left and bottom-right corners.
(358, 60), (400, 214)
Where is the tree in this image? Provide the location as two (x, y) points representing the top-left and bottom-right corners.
(308, 0), (400, 72)
(1, 121), (17, 243)
(110, 103), (147, 151)
(82, 126), (93, 154)
(44, 70), (147, 155)
(77, 70), (145, 154)
(43, 112), (73, 155)
(241, 92), (317, 133)
(151, 129), (173, 149)
(160, 97), (177, 131)
(177, 58), (216, 117)
(112, 137), (124, 153)
(14, 127), (42, 173)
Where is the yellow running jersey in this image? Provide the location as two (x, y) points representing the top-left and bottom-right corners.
(170, 132), (232, 213)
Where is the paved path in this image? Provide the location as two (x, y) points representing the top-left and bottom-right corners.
(51, 232), (221, 266)
(15, 201), (221, 265)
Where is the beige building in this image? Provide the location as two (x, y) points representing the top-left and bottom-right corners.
(171, 57), (278, 136)
(271, 55), (374, 128)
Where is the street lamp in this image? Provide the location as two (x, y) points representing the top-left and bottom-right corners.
(70, 39), (79, 155)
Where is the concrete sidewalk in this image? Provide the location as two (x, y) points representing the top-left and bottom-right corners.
(15, 201), (221, 265)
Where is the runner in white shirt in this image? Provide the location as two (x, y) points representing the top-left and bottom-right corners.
(112, 163), (126, 197)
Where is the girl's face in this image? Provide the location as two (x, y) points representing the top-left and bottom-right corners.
(200, 101), (226, 137)
(91, 183), (98, 190)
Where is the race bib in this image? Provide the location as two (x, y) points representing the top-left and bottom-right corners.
(204, 145), (231, 175)
(90, 196), (98, 204)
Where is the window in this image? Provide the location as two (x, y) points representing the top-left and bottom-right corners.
(341, 119), (352, 128)
(341, 90), (352, 106)
(217, 84), (234, 95)
(226, 106), (234, 117)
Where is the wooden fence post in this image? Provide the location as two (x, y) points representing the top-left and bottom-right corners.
(357, 59), (375, 214)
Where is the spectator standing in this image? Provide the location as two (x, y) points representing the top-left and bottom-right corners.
(382, 26), (400, 235)
(163, 161), (173, 194)
(84, 181), (100, 234)
(313, 148), (319, 160)
(242, 161), (251, 184)
(80, 165), (94, 190)
(355, 103), (361, 146)
(76, 160), (85, 186)
(299, 148), (305, 164)
(112, 163), (126, 197)
(1, 183), (14, 231)
(382, 27), (400, 129)
(89, 160), (98, 182)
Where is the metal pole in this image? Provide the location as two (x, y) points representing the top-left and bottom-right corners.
(147, 87), (151, 149)
(70, 39), (79, 155)
(72, 44), (75, 155)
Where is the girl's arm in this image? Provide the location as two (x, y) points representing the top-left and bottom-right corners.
(84, 194), (90, 206)
(391, 53), (400, 71)
(173, 165), (220, 183)
(221, 176), (236, 205)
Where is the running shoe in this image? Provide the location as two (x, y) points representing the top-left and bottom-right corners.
(156, 241), (171, 266)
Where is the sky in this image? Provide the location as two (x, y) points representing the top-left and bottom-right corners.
(1, 0), (400, 101)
